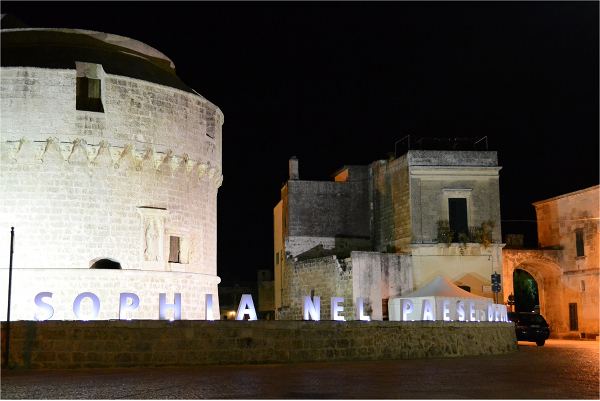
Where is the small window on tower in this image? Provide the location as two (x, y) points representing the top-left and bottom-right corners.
(169, 236), (181, 263)
(75, 62), (105, 113)
(575, 229), (585, 257)
(76, 77), (104, 112)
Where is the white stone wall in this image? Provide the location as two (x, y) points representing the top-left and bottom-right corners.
(0, 66), (223, 320)
(0, 268), (220, 321)
(411, 244), (503, 300)
(409, 168), (502, 244)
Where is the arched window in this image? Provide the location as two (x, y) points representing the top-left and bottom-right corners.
(90, 258), (122, 269)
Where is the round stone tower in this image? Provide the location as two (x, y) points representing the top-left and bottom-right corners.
(0, 27), (223, 320)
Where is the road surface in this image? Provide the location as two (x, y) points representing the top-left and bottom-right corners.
(2, 340), (598, 399)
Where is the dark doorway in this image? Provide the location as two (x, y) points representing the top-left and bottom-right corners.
(90, 259), (122, 269)
(513, 269), (539, 312)
(569, 303), (579, 331)
(448, 198), (468, 241)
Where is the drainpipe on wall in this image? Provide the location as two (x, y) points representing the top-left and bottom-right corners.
(4, 227), (15, 369)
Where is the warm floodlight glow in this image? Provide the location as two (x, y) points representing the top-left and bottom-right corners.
(236, 294), (257, 321)
(119, 293), (140, 320)
(34, 292), (54, 321)
(421, 299), (434, 321)
(159, 293), (182, 320)
(456, 301), (465, 321)
(205, 294), (214, 321)
(302, 296), (320, 321)
(331, 297), (345, 321)
(442, 300), (450, 321)
(73, 292), (100, 320)
(356, 298), (371, 321)
(401, 299), (414, 321)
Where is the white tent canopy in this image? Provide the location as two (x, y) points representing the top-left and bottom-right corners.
(388, 275), (506, 322)
(401, 275), (488, 299)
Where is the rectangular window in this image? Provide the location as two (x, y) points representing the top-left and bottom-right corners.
(581, 280), (585, 292)
(169, 236), (181, 263)
(275, 252), (279, 265)
(569, 303), (578, 331)
(76, 76), (104, 112)
(576, 230), (584, 257)
(448, 198), (468, 241)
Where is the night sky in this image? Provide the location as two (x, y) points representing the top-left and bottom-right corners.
(3, 2), (598, 283)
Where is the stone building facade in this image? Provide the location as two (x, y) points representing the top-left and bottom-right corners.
(503, 185), (599, 339)
(0, 26), (223, 320)
(274, 150), (503, 320)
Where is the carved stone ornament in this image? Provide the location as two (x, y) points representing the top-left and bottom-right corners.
(136, 207), (169, 270)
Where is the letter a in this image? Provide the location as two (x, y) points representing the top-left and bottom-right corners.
(236, 294), (257, 321)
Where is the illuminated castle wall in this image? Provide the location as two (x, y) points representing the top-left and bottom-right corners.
(0, 27), (223, 320)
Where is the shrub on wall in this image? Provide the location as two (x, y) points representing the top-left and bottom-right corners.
(436, 220), (454, 246)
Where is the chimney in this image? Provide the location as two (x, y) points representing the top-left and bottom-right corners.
(289, 156), (299, 180)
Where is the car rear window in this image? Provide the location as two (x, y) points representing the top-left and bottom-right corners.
(520, 314), (547, 325)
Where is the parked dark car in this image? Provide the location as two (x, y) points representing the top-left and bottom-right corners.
(508, 312), (550, 346)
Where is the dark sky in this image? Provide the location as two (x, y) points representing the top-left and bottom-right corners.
(3, 2), (598, 282)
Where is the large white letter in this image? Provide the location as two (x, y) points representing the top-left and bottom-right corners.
(205, 294), (215, 321)
(500, 305), (508, 322)
(302, 296), (320, 321)
(421, 299), (434, 321)
(331, 297), (345, 321)
(494, 304), (500, 322)
(442, 299), (450, 321)
(119, 293), (139, 320)
(73, 292), (100, 321)
(34, 292), (54, 321)
(456, 301), (465, 321)
(401, 299), (414, 321)
(236, 294), (257, 321)
(159, 293), (182, 320)
(356, 298), (371, 321)
(468, 302), (476, 322)
(487, 303), (494, 322)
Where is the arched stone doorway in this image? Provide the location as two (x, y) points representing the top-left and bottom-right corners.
(513, 269), (539, 313)
(503, 249), (571, 337)
(89, 257), (122, 269)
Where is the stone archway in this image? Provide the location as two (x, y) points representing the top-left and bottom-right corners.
(503, 249), (569, 337)
(89, 257), (123, 269)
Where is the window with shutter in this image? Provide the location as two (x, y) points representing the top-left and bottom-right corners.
(169, 236), (181, 263)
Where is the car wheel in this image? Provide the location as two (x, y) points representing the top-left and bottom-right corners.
(536, 340), (545, 346)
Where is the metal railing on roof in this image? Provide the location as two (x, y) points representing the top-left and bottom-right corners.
(394, 136), (488, 159)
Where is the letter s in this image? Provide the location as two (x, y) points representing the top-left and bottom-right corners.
(34, 292), (54, 321)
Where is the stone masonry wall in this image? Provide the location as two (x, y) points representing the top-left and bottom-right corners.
(371, 157), (411, 253)
(279, 256), (355, 321)
(1, 320), (518, 369)
(0, 67), (223, 276)
(287, 180), (370, 239)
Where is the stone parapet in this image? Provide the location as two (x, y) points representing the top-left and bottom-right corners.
(1, 320), (517, 369)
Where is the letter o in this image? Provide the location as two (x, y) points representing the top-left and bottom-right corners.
(73, 292), (101, 320)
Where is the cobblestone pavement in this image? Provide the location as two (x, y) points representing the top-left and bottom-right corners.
(2, 340), (598, 399)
